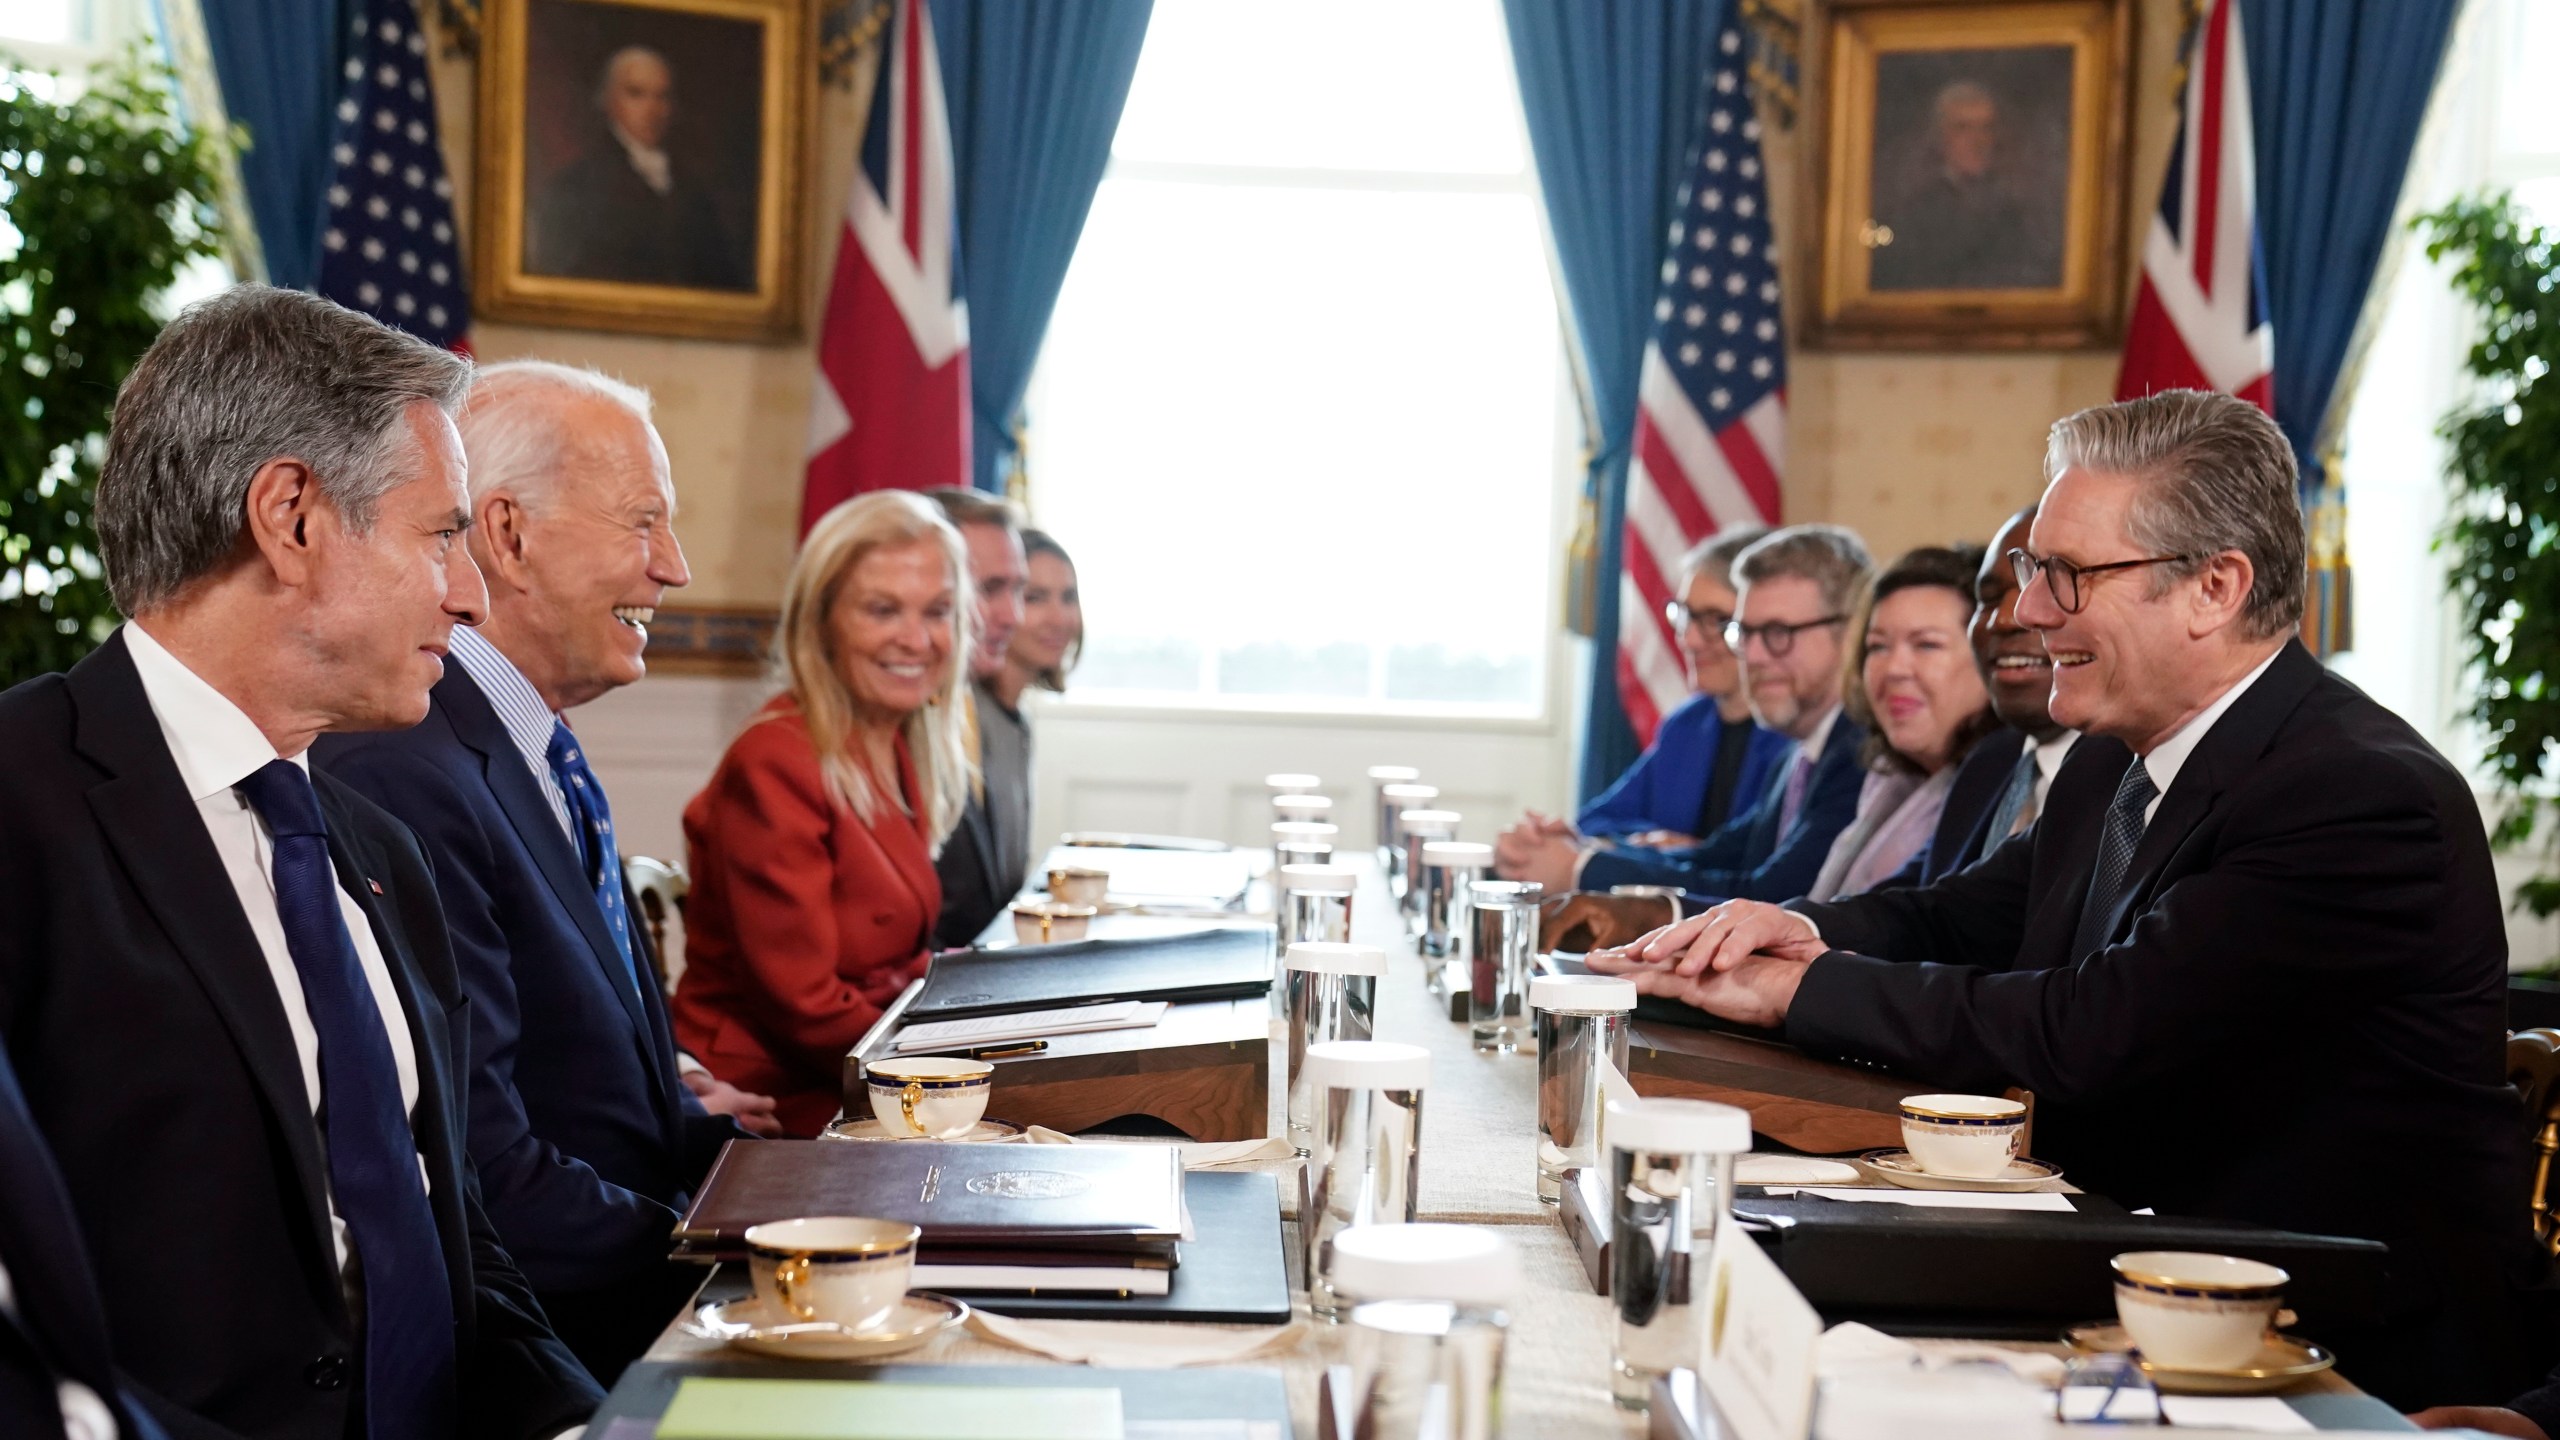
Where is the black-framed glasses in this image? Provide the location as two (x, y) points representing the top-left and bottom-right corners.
(1722, 614), (1846, 658)
(2007, 547), (2200, 615)
(1663, 600), (1734, 636)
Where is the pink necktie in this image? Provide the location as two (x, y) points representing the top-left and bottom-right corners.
(1777, 752), (1813, 838)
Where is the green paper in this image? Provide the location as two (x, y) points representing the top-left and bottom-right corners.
(653, 1378), (1124, 1440)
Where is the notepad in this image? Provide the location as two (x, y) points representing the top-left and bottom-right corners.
(1777, 1186), (2077, 1213)
(654, 1378), (1124, 1440)
(892, 1001), (1170, 1054)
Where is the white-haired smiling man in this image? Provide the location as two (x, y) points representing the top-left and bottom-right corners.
(1590, 389), (2540, 1412)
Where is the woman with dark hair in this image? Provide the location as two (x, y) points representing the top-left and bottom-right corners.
(1806, 542), (1999, 901)
(999, 528), (1082, 704)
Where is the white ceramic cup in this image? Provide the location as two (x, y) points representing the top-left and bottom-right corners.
(1047, 866), (1110, 908)
(744, 1216), (920, 1333)
(1011, 900), (1098, 945)
(865, 1056), (993, 1138)
(1898, 1093), (2027, 1179)
(2110, 1251), (2288, 1370)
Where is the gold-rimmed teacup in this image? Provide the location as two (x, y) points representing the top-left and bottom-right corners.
(1012, 900), (1098, 945)
(1898, 1093), (2027, 1179)
(2111, 1251), (2289, 1370)
(744, 1216), (920, 1333)
(1047, 866), (1110, 908)
(864, 1056), (993, 1138)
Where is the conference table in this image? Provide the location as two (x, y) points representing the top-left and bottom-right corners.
(625, 855), (2396, 1437)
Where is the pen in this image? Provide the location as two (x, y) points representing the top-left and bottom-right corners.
(965, 1040), (1049, 1060)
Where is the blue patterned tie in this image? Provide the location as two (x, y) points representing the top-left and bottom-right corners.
(232, 761), (453, 1440)
(2070, 756), (2158, 961)
(547, 720), (643, 997)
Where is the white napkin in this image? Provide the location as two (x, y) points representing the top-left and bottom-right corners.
(1737, 1156), (1863, 1186)
(965, 1309), (1301, 1369)
(2157, 1396), (2316, 1432)
(1022, 1127), (1295, 1170)
(1817, 1321), (2067, 1386)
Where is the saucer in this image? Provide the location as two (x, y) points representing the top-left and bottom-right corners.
(684, 1292), (969, 1361)
(1854, 1149), (2064, 1192)
(818, 1117), (1024, 1143)
(2064, 1321), (2334, 1394)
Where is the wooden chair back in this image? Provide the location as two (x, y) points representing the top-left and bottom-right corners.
(2508, 1027), (2560, 1255)
(622, 854), (689, 995)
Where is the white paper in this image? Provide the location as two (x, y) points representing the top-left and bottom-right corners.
(1699, 1220), (1824, 1440)
(965, 1309), (1300, 1369)
(893, 1000), (1170, 1053)
(1737, 1156), (1863, 1186)
(2157, 1396), (2316, 1432)
(912, 1262), (1171, 1295)
(1783, 1186), (2075, 1212)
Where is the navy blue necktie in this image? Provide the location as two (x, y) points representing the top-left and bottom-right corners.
(546, 720), (643, 997)
(233, 761), (454, 1440)
(2071, 756), (2158, 961)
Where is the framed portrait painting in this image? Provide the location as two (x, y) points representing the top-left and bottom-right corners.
(474, 0), (810, 340)
(1801, 0), (2133, 349)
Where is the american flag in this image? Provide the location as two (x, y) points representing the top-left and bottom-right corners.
(1618, 17), (1787, 744)
(802, 0), (971, 532)
(318, 0), (469, 350)
(2115, 0), (2271, 409)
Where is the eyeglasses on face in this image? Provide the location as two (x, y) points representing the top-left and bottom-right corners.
(1663, 600), (1735, 636)
(2006, 547), (2201, 615)
(1721, 614), (1847, 658)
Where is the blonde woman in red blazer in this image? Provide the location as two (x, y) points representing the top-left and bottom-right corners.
(674, 492), (976, 1135)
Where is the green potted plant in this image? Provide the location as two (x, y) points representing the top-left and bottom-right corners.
(0, 51), (228, 688)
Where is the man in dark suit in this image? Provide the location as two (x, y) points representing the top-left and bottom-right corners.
(527, 47), (750, 292)
(0, 286), (600, 1438)
(0, 1039), (166, 1440)
(1596, 391), (2537, 1408)
(1874, 505), (2080, 889)
(925, 488), (1030, 948)
(1511, 526), (1873, 942)
(315, 362), (773, 1384)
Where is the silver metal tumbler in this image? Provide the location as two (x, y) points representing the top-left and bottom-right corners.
(1379, 783), (1440, 895)
(1284, 944), (1385, 1158)
(1418, 840), (1492, 958)
(1605, 1097), (1749, 1410)
(1367, 765), (1422, 852)
(1279, 864), (1356, 947)
(1332, 1224), (1518, 1440)
(1466, 879), (1540, 1054)
(1273, 793), (1335, 835)
(1529, 974), (1637, 1204)
(1396, 810), (1459, 929)
(1303, 1040), (1430, 1321)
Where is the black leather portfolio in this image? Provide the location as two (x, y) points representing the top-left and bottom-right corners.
(592, 1360), (1294, 1434)
(908, 928), (1275, 1021)
(1733, 1190), (2389, 1339)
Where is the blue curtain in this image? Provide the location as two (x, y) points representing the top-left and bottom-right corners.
(1502, 0), (1724, 803)
(932, 0), (1154, 494)
(197, 0), (345, 291)
(2241, 0), (2460, 481)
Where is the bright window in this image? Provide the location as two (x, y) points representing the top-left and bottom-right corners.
(1025, 0), (1565, 716)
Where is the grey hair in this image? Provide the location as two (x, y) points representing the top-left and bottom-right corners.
(458, 360), (656, 507)
(97, 284), (471, 616)
(598, 45), (671, 104)
(1935, 80), (1996, 123)
(1679, 524), (1770, 592)
(1733, 524), (1875, 615)
(2045, 390), (2305, 639)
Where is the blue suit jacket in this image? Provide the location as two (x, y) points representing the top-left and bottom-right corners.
(314, 670), (742, 1310)
(1578, 694), (1793, 840)
(0, 1042), (165, 1440)
(1580, 710), (1870, 907)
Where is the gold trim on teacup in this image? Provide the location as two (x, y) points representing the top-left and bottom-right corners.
(864, 1073), (990, 1091)
(865, 1057), (994, 1086)
(1899, 1096), (2026, 1121)
(2110, 1254), (2289, 1295)
(743, 1219), (920, 1261)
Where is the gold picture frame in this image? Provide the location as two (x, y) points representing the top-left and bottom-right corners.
(1801, 0), (2132, 349)
(474, 0), (810, 340)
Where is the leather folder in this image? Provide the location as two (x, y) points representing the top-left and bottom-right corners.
(672, 1139), (1183, 1261)
(1733, 1190), (2388, 1339)
(907, 928), (1274, 1021)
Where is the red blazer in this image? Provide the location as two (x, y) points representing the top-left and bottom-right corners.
(673, 699), (939, 1135)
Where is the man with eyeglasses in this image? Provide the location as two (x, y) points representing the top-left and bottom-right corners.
(1499, 525), (1875, 924)
(1592, 390), (2535, 1411)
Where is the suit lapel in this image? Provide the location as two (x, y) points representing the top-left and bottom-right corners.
(67, 636), (340, 1289)
(2016, 736), (2128, 970)
(438, 670), (653, 1042)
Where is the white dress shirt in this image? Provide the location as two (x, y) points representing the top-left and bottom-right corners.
(0, 1258), (116, 1440)
(448, 627), (574, 839)
(122, 622), (425, 1277)
(2133, 647), (2282, 825)
(2028, 729), (2080, 818)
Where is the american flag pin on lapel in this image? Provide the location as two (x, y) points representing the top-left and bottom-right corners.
(368, 879), (384, 895)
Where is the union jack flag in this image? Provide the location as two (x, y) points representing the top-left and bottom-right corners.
(2116, 0), (2272, 409)
(801, 0), (971, 532)
(1618, 16), (1786, 744)
(318, 0), (469, 350)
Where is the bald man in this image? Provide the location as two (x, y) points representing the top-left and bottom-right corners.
(526, 45), (750, 291)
